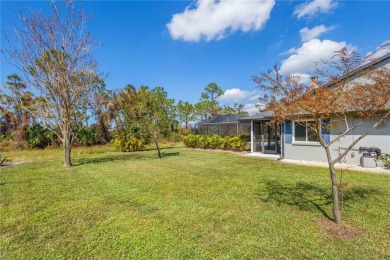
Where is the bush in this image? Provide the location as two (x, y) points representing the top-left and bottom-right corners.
(178, 127), (194, 136)
(167, 131), (181, 142)
(221, 137), (231, 150)
(76, 125), (99, 146)
(27, 123), (56, 149)
(0, 140), (11, 152)
(378, 153), (390, 168)
(239, 133), (251, 142)
(113, 134), (145, 152)
(209, 135), (222, 149)
(181, 134), (198, 148)
(182, 134), (248, 151)
(0, 134), (29, 151)
(229, 136), (247, 151)
(0, 151), (7, 166)
(198, 136), (210, 149)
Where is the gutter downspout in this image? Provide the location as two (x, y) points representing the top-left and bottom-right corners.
(278, 123), (285, 160)
(251, 121), (254, 153)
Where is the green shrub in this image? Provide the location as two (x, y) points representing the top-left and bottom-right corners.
(0, 153), (6, 166)
(0, 150), (12, 166)
(182, 134), (248, 151)
(179, 128), (194, 136)
(27, 123), (56, 149)
(76, 125), (99, 146)
(113, 135), (145, 152)
(239, 133), (251, 142)
(209, 135), (222, 149)
(198, 136), (210, 149)
(378, 153), (390, 168)
(229, 136), (247, 151)
(181, 135), (188, 147)
(168, 131), (181, 142)
(221, 137), (231, 150)
(181, 134), (199, 148)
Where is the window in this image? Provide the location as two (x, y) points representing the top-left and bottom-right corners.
(294, 123), (306, 141)
(293, 120), (319, 142)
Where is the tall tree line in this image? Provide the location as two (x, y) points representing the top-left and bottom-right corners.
(1, 1), (250, 166)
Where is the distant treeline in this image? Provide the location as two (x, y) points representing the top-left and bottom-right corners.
(0, 76), (248, 152)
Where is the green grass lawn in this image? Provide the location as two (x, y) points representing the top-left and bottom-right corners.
(1, 146), (389, 259)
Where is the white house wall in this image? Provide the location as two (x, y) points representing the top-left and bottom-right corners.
(329, 115), (390, 165)
(284, 143), (327, 161)
(283, 115), (390, 165)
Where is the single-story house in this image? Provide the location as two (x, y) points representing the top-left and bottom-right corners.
(240, 52), (390, 167)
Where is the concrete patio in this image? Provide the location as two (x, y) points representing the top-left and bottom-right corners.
(246, 152), (390, 174)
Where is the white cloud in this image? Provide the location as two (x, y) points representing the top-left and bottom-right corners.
(366, 40), (390, 59)
(279, 47), (297, 56)
(219, 89), (262, 115)
(243, 103), (261, 115)
(294, 0), (338, 19)
(167, 0), (275, 42)
(299, 25), (335, 42)
(218, 88), (258, 102)
(279, 39), (349, 75)
(291, 73), (312, 84)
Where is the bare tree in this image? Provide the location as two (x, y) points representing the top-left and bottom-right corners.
(2, 1), (101, 167)
(253, 47), (390, 224)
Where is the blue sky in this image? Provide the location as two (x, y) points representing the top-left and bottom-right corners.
(1, 0), (389, 114)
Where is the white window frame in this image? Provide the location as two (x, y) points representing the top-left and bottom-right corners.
(292, 120), (320, 144)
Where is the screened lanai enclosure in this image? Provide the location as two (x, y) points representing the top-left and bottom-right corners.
(196, 114), (251, 136)
(239, 112), (282, 155)
(252, 121), (281, 153)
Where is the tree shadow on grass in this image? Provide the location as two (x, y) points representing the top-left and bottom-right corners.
(73, 153), (149, 166)
(257, 180), (380, 221)
(73, 149), (181, 166)
(143, 146), (177, 151)
(161, 152), (180, 157)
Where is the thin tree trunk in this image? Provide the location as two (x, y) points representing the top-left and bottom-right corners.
(63, 132), (72, 167)
(154, 138), (161, 158)
(98, 114), (110, 144)
(325, 146), (342, 224)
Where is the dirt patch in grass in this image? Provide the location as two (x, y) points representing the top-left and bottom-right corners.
(1, 160), (29, 167)
(315, 217), (363, 239)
